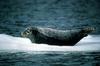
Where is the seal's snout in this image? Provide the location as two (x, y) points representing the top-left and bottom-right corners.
(21, 27), (33, 38)
(21, 32), (26, 37)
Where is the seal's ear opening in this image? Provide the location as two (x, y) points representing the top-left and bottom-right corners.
(31, 27), (38, 35)
(25, 26), (38, 35)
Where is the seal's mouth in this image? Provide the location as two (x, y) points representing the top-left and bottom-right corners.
(21, 32), (26, 37)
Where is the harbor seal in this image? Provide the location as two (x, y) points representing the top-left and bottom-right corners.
(21, 27), (95, 46)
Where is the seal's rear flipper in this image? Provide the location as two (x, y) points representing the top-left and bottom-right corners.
(83, 27), (95, 32)
(80, 27), (95, 37)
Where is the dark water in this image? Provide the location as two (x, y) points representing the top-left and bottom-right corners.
(0, 51), (100, 66)
(0, 0), (100, 66)
(0, 0), (100, 36)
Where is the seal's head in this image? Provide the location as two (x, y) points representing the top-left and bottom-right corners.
(21, 27), (38, 38)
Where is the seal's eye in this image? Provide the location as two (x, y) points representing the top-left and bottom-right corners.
(25, 30), (31, 35)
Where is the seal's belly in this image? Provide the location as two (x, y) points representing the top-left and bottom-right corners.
(34, 32), (82, 46)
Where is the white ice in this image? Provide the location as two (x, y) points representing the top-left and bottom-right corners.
(0, 34), (100, 52)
